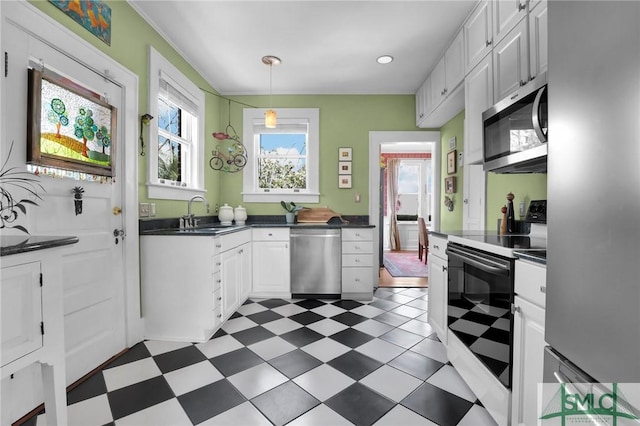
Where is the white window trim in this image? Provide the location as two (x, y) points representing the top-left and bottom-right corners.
(242, 108), (320, 203)
(147, 46), (205, 200)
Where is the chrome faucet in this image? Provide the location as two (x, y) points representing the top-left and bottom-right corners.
(182, 195), (210, 228)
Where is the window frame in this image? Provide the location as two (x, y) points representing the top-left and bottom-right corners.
(147, 46), (205, 200)
(242, 108), (319, 203)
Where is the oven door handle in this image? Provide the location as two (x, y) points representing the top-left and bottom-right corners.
(446, 248), (510, 276)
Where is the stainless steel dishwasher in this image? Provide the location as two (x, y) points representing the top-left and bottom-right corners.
(290, 228), (341, 297)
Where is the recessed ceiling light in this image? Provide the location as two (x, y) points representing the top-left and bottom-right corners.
(377, 55), (394, 64)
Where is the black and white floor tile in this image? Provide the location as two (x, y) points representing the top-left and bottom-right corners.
(28, 288), (498, 426)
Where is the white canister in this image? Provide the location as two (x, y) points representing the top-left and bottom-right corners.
(234, 205), (247, 225)
(218, 204), (234, 225)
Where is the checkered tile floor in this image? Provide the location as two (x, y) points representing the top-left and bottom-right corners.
(28, 288), (497, 426)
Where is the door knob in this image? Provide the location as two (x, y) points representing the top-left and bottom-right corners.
(113, 206), (122, 215)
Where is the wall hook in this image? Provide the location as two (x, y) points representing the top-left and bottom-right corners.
(139, 113), (154, 156)
(72, 186), (84, 215)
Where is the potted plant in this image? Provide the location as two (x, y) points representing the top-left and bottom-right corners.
(280, 201), (301, 224)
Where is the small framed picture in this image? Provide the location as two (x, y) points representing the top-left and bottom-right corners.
(338, 161), (352, 175)
(447, 150), (457, 175)
(445, 176), (457, 194)
(449, 136), (457, 150)
(339, 147), (352, 161)
(339, 175), (352, 188)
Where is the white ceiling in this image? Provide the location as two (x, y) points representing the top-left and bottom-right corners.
(128, 0), (476, 95)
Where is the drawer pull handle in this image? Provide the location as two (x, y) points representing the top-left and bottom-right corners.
(355, 278), (360, 282)
(540, 286), (546, 293)
(216, 244), (222, 248)
(217, 296), (222, 301)
(217, 314), (222, 318)
(268, 233), (273, 236)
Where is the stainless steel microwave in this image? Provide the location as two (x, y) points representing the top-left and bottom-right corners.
(482, 75), (548, 173)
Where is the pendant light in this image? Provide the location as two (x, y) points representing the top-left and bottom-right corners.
(262, 55), (281, 128)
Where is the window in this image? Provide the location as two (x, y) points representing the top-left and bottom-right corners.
(147, 47), (204, 200)
(242, 108), (319, 203)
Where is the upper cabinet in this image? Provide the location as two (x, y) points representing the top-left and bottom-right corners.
(493, 0), (527, 45)
(416, 29), (465, 128)
(464, 0), (493, 72)
(464, 54), (493, 165)
(529, 0), (548, 80)
(493, 17), (528, 101)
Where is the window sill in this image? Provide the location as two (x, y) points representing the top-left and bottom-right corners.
(147, 182), (206, 201)
(242, 192), (320, 203)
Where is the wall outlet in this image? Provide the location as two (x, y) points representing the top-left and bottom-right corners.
(149, 203), (156, 217)
(139, 203), (150, 217)
(519, 201), (526, 216)
(355, 193), (361, 203)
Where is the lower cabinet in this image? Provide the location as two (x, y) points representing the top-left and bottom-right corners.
(427, 234), (448, 343)
(251, 228), (290, 298)
(341, 228), (374, 300)
(511, 259), (547, 426)
(219, 230), (252, 322)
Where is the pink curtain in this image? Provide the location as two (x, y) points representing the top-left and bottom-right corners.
(387, 158), (401, 250)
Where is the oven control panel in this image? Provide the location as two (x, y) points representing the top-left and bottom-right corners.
(525, 200), (547, 223)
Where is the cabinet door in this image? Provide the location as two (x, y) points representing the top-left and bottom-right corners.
(427, 254), (447, 343)
(221, 249), (240, 319)
(464, 54), (493, 165)
(1, 262), (42, 367)
(493, 0), (527, 45)
(252, 241), (290, 294)
(415, 78), (428, 124)
(493, 17), (528, 101)
(528, 0), (548, 81)
(464, 0), (493, 72)
(239, 243), (252, 302)
(512, 296), (546, 426)
(445, 30), (465, 94)
(429, 56), (446, 109)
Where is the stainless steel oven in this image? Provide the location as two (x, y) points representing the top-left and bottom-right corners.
(447, 243), (515, 389)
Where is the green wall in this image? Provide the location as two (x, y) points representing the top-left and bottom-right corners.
(29, 0), (223, 218)
(439, 110), (465, 232)
(219, 95), (419, 216)
(485, 173), (547, 231)
(435, 111), (548, 232)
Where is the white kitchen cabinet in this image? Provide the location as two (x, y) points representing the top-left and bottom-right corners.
(427, 234), (448, 343)
(1, 262), (42, 367)
(528, 0), (548, 82)
(464, 54), (494, 165)
(430, 31), (465, 110)
(493, 0), (527, 46)
(493, 17), (529, 102)
(219, 230), (252, 320)
(141, 235), (222, 342)
(251, 228), (291, 298)
(464, 0), (493, 72)
(342, 228), (374, 300)
(415, 75), (432, 125)
(1, 246), (73, 426)
(511, 259), (546, 426)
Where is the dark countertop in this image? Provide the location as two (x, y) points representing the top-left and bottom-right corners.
(1, 235), (79, 256)
(514, 250), (547, 265)
(140, 214), (373, 236)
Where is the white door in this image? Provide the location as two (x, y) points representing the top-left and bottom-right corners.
(463, 164), (486, 230)
(3, 22), (127, 384)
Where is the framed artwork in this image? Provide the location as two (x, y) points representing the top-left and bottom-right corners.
(48, 0), (112, 45)
(445, 176), (457, 194)
(27, 68), (117, 177)
(338, 161), (352, 175)
(339, 175), (352, 188)
(447, 150), (457, 175)
(338, 147), (352, 161)
(449, 136), (457, 150)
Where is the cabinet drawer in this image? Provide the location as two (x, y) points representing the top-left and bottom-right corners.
(213, 287), (222, 309)
(342, 241), (373, 254)
(515, 260), (546, 308)
(252, 228), (289, 241)
(342, 268), (372, 293)
(212, 271), (222, 292)
(342, 254), (373, 267)
(429, 234), (448, 259)
(219, 229), (251, 251)
(342, 228), (373, 242)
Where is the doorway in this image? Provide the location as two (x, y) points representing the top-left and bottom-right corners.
(368, 131), (441, 288)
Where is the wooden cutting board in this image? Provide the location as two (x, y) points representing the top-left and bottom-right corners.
(297, 207), (347, 223)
